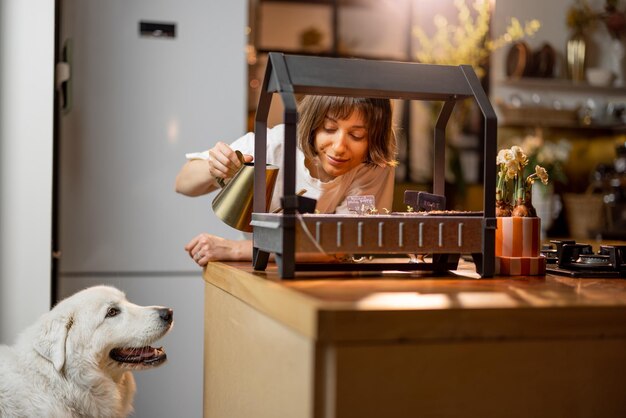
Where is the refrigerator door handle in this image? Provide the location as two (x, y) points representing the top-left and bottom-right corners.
(55, 39), (72, 113)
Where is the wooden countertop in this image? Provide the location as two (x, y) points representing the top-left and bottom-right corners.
(203, 261), (626, 343)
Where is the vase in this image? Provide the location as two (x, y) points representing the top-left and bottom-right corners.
(610, 38), (626, 87)
(566, 31), (586, 83)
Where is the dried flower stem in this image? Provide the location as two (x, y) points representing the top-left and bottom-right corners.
(496, 146), (550, 217)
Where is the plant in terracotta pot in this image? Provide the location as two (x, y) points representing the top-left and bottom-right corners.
(495, 145), (549, 218)
(499, 132), (570, 238)
(495, 147), (515, 217)
(494, 145), (550, 276)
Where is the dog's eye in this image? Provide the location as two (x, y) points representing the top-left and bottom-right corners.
(105, 307), (120, 318)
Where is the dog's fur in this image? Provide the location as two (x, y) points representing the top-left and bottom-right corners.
(0, 285), (173, 418)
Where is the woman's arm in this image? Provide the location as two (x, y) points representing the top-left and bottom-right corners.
(175, 159), (220, 196)
(185, 233), (253, 266)
(184, 232), (338, 267)
(175, 141), (253, 197)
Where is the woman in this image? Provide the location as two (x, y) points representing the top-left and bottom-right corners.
(176, 95), (397, 265)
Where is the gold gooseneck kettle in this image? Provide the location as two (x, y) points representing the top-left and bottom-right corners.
(212, 151), (279, 232)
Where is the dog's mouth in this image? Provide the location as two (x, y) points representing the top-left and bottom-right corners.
(109, 346), (167, 366)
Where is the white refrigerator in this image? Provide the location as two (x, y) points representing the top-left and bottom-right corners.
(56, 1), (247, 416)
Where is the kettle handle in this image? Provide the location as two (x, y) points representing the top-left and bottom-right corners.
(216, 150), (245, 188)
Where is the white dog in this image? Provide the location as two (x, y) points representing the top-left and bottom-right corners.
(0, 285), (173, 418)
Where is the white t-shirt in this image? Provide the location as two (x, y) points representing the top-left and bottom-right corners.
(186, 124), (395, 214)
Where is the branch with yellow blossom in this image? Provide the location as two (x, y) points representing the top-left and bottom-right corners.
(413, 0), (541, 79)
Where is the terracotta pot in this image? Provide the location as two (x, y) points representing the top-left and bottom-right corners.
(495, 216), (546, 276)
(496, 216), (541, 257)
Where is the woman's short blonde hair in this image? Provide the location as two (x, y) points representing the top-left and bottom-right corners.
(296, 95), (397, 167)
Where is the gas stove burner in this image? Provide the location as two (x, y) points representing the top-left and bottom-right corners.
(540, 240), (591, 265)
(540, 247), (558, 264)
(574, 254), (612, 269)
(543, 240), (626, 278)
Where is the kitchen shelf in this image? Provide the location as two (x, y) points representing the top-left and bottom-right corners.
(496, 78), (626, 131)
(498, 119), (626, 133)
(498, 77), (626, 96)
(497, 102), (626, 132)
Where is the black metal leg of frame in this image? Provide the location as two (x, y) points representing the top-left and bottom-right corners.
(252, 247), (270, 271)
(275, 253), (295, 279)
(275, 253), (282, 274)
(472, 253), (483, 276)
(432, 253), (460, 272)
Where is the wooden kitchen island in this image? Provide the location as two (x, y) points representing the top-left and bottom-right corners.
(202, 261), (626, 418)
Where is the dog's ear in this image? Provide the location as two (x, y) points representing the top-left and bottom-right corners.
(33, 313), (73, 372)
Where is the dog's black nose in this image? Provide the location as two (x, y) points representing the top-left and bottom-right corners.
(159, 308), (173, 324)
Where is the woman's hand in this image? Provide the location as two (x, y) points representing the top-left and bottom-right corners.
(208, 142), (253, 185)
(175, 143), (253, 196)
(184, 233), (252, 266)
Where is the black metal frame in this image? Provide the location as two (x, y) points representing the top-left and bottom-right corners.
(252, 52), (497, 278)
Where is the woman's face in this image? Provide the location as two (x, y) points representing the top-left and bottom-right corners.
(313, 110), (369, 181)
